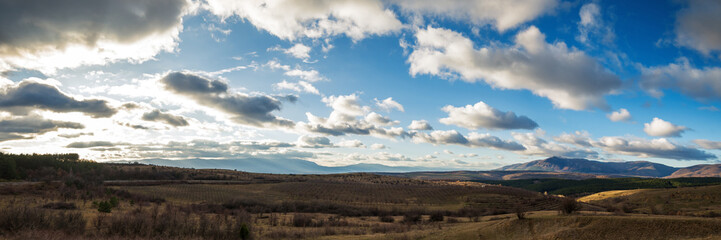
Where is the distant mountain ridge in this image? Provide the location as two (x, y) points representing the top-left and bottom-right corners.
(497, 156), (679, 178)
(120, 156), (721, 178)
(122, 158), (445, 174)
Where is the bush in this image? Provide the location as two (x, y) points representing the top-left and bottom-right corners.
(292, 213), (314, 227)
(560, 197), (580, 215)
(239, 223), (250, 240)
(109, 196), (119, 208)
(429, 211), (444, 222)
(380, 215), (395, 223)
(402, 212), (421, 224)
(98, 201), (112, 213)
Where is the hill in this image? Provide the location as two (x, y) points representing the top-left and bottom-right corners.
(381, 170), (607, 181)
(667, 164), (721, 178)
(497, 156), (679, 177)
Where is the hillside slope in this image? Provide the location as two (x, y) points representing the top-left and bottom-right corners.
(497, 156), (679, 177)
(668, 164), (721, 178)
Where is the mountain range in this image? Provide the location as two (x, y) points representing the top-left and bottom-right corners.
(125, 156), (721, 179)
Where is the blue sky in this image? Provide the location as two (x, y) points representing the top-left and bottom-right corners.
(1, 0), (720, 169)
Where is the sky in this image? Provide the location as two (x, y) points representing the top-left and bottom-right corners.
(1, 0), (721, 170)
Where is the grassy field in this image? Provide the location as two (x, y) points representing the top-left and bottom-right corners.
(580, 184), (721, 216)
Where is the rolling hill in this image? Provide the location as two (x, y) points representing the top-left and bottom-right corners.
(667, 164), (721, 178)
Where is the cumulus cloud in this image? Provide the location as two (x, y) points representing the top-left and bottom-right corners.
(607, 108), (631, 122)
(640, 58), (721, 101)
(142, 109), (189, 127)
(411, 130), (525, 151)
(375, 97), (404, 112)
(675, 0), (721, 56)
(593, 137), (714, 160)
(297, 135), (333, 148)
(391, 0), (558, 32)
(694, 139), (721, 150)
(408, 120), (433, 130)
(161, 72), (295, 128)
(286, 43), (312, 60)
(205, 0), (402, 41)
(0, 79), (117, 117)
(298, 94), (407, 139)
(440, 101), (538, 130)
(643, 118), (687, 137)
(58, 132), (93, 138)
(408, 26), (621, 110)
(0, 114), (84, 142)
(0, 0), (192, 74)
(273, 80), (320, 95)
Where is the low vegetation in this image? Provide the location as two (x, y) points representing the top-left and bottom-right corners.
(479, 177), (721, 196)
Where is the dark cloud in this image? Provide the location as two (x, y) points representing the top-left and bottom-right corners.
(66, 141), (118, 148)
(142, 109), (189, 127)
(0, 0), (190, 73)
(0, 114), (84, 141)
(162, 72), (228, 94)
(0, 80), (116, 117)
(161, 72), (295, 128)
(298, 135), (334, 148)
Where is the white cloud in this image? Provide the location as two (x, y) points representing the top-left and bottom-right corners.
(408, 26), (621, 110)
(270, 43), (312, 60)
(576, 3), (614, 45)
(375, 97), (404, 112)
(643, 118), (687, 138)
(408, 120), (433, 130)
(273, 80), (320, 95)
(640, 58), (721, 101)
(205, 0), (402, 41)
(553, 131), (592, 147)
(337, 139), (365, 148)
(298, 94), (408, 139)
(370, 143), (387, 149)
(390, 0), (558, 32)
(286, 43), (312, 60)
(593, 137), (713, 160)
(364, 112), (399, 126)
(674, 0), (721, 56)
(0, 0), (193, 74)
(607, 108), (632, 122)
(266, 60), (326, 82)
(439, 101), (538, 130)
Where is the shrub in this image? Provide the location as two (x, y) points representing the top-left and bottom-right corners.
(109, 196), (119, 208)
(560, 197), (580, 215)
(98, 201), (112, 213)
(429, 211), (444, 222)
(292, 213), (314, 227)
(239, 223), (250, 240)
(380, 215), (395, 223)
(402, 212), (421, 224)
